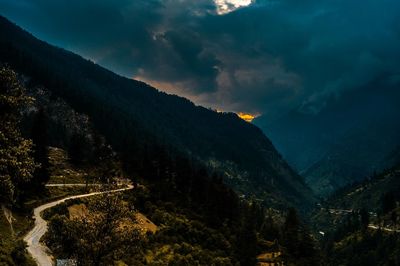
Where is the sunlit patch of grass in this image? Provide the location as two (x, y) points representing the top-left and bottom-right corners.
(48, 147), (86, 184)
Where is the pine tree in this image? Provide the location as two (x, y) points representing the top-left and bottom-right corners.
(68, 132), (87, 165)
(360, 208), (370, 231)
(381, 192), (396, 214)
(283, 207), (301, 256)
(283, 208), (320, 265)
(261, 215), (280, 241)
(90, 132), (117, 183)
(31, 107), (50, 186)
(235, 202), (258, 266)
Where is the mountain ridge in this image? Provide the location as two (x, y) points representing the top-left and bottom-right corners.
(0, 15), (315, 208)
(254, 75), (400, 196)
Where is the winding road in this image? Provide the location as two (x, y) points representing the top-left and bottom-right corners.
(24, 184), (134, 266)
(320, 208), (400, 234)
(368, 224), (400, 233)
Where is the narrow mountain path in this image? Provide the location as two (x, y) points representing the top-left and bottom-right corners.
(24, 184), (134, 266)
(321, 208), (399, 234)
(45, 183), (101, 187)
(368, 224), (400, 233)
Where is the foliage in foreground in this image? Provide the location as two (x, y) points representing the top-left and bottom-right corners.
(0, 65), (36, 205)
(46, 194), (142, 265)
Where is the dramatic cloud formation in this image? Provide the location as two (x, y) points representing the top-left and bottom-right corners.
(1, 0), (399, 119)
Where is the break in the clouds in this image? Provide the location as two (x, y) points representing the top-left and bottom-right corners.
(1, 0), (400, 119)
(214, 0), (253, 14)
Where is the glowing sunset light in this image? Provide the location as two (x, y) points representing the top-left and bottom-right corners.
(237, 112), (257, 122)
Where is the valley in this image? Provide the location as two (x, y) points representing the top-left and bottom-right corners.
(0, 7), (399, 266)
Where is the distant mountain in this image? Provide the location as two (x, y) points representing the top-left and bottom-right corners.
(254, 75), (400, 196)
(0, 16), (315, 208)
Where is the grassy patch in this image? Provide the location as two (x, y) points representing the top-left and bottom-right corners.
(0, 209), (36, 266)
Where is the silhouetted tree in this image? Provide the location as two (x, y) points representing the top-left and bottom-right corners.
(391, 211), (398, 224)
(31, 107), (50, 186)
(360, 208), (370, 230)
(90, 132), (118, 183)
(260, 215), (280, 241)
(382, 192), (396, 214)
(236, 205), (258, 266)
(283, 207), (300, 256)
(68, 133), (88, 166)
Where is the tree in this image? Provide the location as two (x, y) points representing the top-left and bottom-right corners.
(236, 208), (258, 266)
(283, 208), (320, 265)
(382, 192), (396, 214)
(391, 211), (398, 225)
(297, 230), (320, 265)
(47, 193), (142, 265)
(260, 215), (280, 241)
(90, 132), (118, 183)
(0, 65), (36, 205)
(68, 132), (88, 166)
(360, 208), (370, 231)
(31, 107), (50, 186)
(283, 207), (300, 256)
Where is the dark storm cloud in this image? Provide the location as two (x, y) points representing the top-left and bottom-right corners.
(196, 0), (400, 115)
(1, 0), (400, 118)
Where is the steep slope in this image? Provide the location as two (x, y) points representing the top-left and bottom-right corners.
(304, 121), (400, 195)
(0, 16), (315, 208)
(311, 164), (400, 266)
(326, 164), (400, 212)
(310, 162), (400, 234)
(255, 76), (400, 196)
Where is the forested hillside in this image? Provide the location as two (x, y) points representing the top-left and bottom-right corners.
(0, 64), (321, 265)
(311, 164), (400, 265)
(325, 164), (400, 213)
(0, 15), (315, 209)
(1, 0), (399, 264)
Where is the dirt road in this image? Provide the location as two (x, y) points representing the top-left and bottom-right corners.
(24, 184), (134, 266)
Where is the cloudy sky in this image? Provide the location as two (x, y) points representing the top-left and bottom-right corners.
(1, 0), (399, 120)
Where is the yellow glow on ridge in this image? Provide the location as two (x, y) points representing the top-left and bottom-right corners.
(237, 112), (257, 122)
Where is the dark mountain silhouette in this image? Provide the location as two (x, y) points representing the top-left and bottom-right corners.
(255, 75), (400, 196)
(0, 15), (315, 208)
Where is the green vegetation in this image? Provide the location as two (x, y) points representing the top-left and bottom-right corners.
(44, 185), (321, 266)
(31, 108), (50, 187)
(46, 194), (142, 265)
(311, 164), (400, 266)
(0, 20), (320, 265)
(0, 66), (114, 264)
(0, 65), (36, 264)
(0, 15), (315, 209)
(321, 220), (400, 265)
(0, 65), (36, 205)
(0, 211), (35, 266)
(47, 147), (86, 184)
(1, 14), (399, 266)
